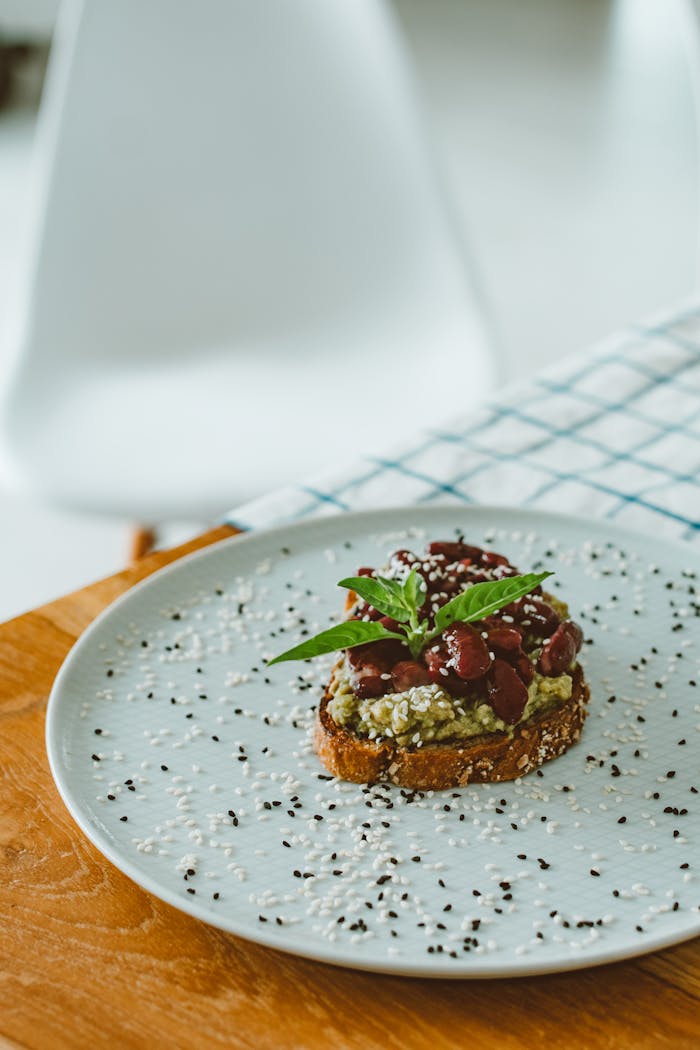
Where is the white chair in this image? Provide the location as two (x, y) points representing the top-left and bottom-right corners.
(0, 0), (494, 522)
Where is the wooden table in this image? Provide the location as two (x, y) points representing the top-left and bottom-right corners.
(2, 526), (699, 1050)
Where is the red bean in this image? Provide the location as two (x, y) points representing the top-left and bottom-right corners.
(487, 658), (529, 723)
(353, 673), (388, 700)
(379, 615), (402, 634)
(486, 625), (523, 653)
(562, 619), (584, 652)
(427, 541), (485, 561)
(424, 645), (472, 697)
(391, 549), (417, 567)
(538, 623), (577, 676)
(465, 570), (490, 585)
(424, 645), (448, 678)
(512, 653), (535, 685)
(346, 639), (408, 671)
(391, 660), (431, 692)
(443, 623), (492, 680)
(506, 597), (560, 638)
(481, 550), (510, 569)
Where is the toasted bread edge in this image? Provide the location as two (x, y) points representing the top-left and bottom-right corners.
(314, 664), (590, 789)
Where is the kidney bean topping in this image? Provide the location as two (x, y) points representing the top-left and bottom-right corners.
(512, 652), (535, 685)
(487, 658), (529, 723)
(346, 639), (408, 671)
(342, 540), (577, 712)
(424, 645), (473, 697)
(481, 550), (510, 569)
(379, 615), (402, 634)
(485, 625), (523, 653)
(391, 660), (431, 692)
(538, 620), (582, 676)
(562, 619), (584, 651)
(352, 673), (388, 700)
(390, 549), (417, 567)
(427, 540), (485, 562)
(443, 622), (492, 680)
(506, 596), (560, 638)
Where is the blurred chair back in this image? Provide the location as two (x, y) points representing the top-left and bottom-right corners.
(2, 0), (494, 518)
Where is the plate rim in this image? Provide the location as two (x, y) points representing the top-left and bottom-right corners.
(45, 503), (700, 978)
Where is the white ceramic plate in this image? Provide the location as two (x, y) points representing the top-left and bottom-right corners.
(46, 506), (700, 977)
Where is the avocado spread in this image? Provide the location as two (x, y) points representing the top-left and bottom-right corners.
(327, 658), (573, 747)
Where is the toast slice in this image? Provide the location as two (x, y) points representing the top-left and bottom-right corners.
(307, 540), (589, 789)
(314, 662), (589, 789)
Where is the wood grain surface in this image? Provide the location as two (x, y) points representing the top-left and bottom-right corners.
(1, 525), (699, 1050)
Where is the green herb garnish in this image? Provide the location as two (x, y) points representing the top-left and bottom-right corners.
(267, 568), (552, 665)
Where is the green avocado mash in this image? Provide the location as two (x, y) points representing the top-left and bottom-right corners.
(327, 658), (573, 747)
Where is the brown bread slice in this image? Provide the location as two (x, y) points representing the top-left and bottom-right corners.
(314, 664), (589, 789)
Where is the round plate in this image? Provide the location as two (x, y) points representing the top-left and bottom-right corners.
(46, 506), (700, 977)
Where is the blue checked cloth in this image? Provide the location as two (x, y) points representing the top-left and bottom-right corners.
(224, 302), (700, 543)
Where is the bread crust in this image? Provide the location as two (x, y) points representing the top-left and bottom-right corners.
(314, 665), (589, 789)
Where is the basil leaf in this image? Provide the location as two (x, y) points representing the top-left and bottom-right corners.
(266, 620), (405, 665)
(433, 571), (553, 633)
(337, 576), (410, 622)
(402, 568), (426, 613)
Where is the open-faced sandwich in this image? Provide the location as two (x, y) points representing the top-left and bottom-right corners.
(269, 539), (589, 789)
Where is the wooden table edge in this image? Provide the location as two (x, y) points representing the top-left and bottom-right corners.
(2, 523), (700, 1050)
